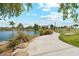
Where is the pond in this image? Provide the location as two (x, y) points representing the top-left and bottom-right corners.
(0, 31), (39, 41)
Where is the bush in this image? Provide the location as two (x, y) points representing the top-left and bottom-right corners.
(43, 29), (53, 35)
(0, 48), (4, 53)
(7, 39), (20, 48)
(39, 29), (53, 36)
(16, 32), (30, 42)
(7, 32), (32, 48)
(39, 29), (44, 36)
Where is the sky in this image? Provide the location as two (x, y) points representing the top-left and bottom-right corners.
(0, 3), (77, 27)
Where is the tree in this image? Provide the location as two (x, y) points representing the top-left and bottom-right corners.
(42, 26), (49, 29)
(50, 24), (54, 30)
(26, 26), (33, 31)
(73, 24), (78, 29)
(26, 26), (33, 29)
(9, 21), (15, 29)
(33, 24), (39, 32)
(9, 21), (15, 37)
(59, 3), (79, 22)
(0, 3), (32, 20)
(17, 23), (24, 31)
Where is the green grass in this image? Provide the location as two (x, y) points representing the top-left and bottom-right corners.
(59, 32), (79, 47)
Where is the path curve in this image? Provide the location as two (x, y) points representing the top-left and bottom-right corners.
(26, 32), (79, 56)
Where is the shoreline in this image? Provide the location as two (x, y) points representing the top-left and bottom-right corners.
(0, 41), (9, 46)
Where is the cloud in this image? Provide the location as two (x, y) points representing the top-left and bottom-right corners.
(40, 12), (63, 20)
(38, 3), (59, 11)
(27, 13), (37, 16)
(0, 20), (9, 25)
(27, 13), (30, 16)
(33, 14), (37, 16)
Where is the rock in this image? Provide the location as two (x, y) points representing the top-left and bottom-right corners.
(11, 42), (29, 56)
(0, 41), (9, 46)
(14, 42), (29, 50)
(11, 49), (29, 56)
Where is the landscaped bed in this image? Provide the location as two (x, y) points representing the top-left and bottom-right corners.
(59, 32), (79, 47)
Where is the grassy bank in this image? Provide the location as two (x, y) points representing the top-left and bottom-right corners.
(59, 32), (79, 47)
(0, 32), (33, 55)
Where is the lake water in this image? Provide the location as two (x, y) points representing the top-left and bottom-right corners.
(0, 31), (38, 41)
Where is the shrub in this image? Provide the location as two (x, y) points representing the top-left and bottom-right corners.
(16, 32), (30, 42)
(43, 29), (53, 35)
(0, 48), (4, 53)
(39, 29), (44, 36)
(7, 39), (20, 48)
(39, 29), (53, 36)
(7, 32), (32, 48)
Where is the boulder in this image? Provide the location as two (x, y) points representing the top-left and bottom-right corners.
(14, 42), (29, 50)
(11, 49), (29, 56)
(0, 41), (9, 46)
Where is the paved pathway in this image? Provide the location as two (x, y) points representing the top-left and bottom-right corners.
(26, 32), (79, 56)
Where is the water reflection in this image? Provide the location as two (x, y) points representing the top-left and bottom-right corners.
(0, 31), (39, 41)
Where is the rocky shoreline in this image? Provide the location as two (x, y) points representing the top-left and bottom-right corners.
(0, 41), (9, 46)
(0, 40), (29, 56)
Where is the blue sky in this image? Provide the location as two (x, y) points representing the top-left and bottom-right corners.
(0, 3), (76, 27)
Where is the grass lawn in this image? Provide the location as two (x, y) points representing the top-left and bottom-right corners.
(59, 32), (79, 47)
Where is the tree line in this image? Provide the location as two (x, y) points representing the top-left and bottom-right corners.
(0, 21), (78, 31)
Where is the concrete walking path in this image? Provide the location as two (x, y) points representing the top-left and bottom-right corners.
(26, 32), (79, 56)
